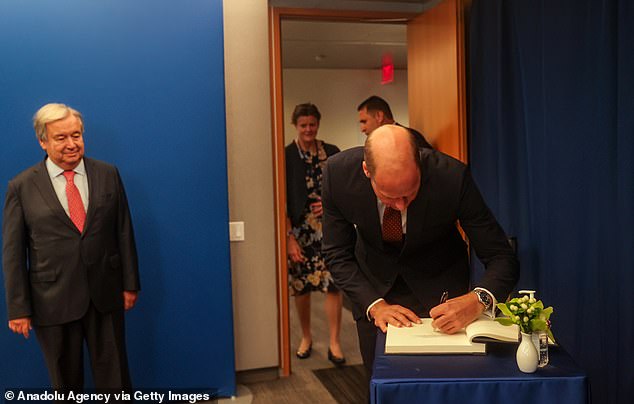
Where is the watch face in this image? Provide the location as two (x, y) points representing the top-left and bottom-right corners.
(476, 291), (491, 308)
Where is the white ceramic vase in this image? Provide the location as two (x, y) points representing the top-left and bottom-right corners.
(516, 332), (539, 373)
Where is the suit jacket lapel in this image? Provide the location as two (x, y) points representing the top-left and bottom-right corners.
(83, 158), (100, 234)
(31, 160), (78, 233)
(359, 175), (383, 247)
(403, 153), (431, 253)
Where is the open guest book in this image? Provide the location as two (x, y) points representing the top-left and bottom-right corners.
(385, 316), (520, 354)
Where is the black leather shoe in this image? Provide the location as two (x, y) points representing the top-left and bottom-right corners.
(296, 343), (312, 359)
(328, 348), (346, 365)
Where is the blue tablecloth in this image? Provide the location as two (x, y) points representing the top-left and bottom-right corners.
(371, 331), (589, 404)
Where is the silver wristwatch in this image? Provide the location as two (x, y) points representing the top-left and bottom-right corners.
(473, 289), (492, 310)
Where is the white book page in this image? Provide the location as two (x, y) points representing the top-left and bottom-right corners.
(385, 318), (484, 353)
(466, 317), (519, 342)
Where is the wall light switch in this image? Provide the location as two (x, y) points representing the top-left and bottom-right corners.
(229, 221), (245, 241)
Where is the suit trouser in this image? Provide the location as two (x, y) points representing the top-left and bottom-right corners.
(34, 302), (131, 391)
(355, 275), (428, 382)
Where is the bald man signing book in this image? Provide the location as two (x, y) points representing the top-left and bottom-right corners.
(322, 125), (519, 382)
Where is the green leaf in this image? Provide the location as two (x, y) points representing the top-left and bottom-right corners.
(495, 318), (516, 326)
(497, 303), (513, 317)
(530, 319), (547, 331)
(539, 308), (553, 322)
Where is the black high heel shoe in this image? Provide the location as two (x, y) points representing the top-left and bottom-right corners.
(328, 348), (346, 365)
(296, 343), (312, 359)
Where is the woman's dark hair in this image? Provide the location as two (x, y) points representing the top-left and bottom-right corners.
(291, 103), (321, 125)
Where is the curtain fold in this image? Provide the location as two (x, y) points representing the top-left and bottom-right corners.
(469, 1), (633, 403)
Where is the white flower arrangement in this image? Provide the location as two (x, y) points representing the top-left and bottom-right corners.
(496, 295), (554, 341)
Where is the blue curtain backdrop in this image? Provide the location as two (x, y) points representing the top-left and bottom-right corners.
(0, 0), (235, 396)
(469, 1), (633, 403)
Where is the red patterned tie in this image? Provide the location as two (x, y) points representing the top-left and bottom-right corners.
(382, 206), (402, 243)
(63, 170), (86, 232)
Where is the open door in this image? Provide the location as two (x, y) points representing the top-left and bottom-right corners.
(408, 0), (470, 163)
(269, 7), (419, 378)
(269, 1), (470, 377)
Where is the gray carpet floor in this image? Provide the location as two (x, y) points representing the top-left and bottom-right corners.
(245, 292), (366, 403)
(313, 364), (368, 404)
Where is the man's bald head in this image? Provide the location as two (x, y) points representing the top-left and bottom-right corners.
(363, 125), (421, 211)
(364, 125), (419, 176)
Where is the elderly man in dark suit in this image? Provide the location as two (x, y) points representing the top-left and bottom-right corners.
(322, 124), (518, 377)
(2, 103), (140, 390)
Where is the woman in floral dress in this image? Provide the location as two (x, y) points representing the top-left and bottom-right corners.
(285, 103), (345, 364)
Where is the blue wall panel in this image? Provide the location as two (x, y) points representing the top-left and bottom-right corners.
(0, 0), (235, 396)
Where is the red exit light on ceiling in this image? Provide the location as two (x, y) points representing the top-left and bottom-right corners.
(382, 53), (394, 84)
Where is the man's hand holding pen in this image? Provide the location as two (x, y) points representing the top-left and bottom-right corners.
(430, 292), (485, 334)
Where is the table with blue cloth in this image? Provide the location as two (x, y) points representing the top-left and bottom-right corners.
(371, 331), (589, 404)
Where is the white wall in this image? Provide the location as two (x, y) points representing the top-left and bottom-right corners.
(283, 69), (409, 151)
(223, 0), (279, 372)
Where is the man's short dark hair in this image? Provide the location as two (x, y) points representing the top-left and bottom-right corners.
(357, 95), (394, 120)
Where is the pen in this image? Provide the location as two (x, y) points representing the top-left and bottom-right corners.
(432, 291), (449, 332)
(440, 291), (448, 304)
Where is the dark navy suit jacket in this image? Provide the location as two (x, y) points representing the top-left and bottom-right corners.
(322, 147), (518, 320)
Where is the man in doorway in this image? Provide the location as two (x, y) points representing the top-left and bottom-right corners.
(357, 95), (433, 149)
(3, 103), (140, 390)
(322, 124), (518, 378)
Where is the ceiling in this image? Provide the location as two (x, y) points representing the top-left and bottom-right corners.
(276, 0), (441, 69)
(282, 20), (407, 69)
(271, 0), (438, 13)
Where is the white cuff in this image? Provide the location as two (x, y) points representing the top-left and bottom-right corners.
(366, 298), (385, 321)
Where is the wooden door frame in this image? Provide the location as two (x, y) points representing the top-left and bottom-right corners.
(407, 0), (469, 163)
(268, 6), (418, 378)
